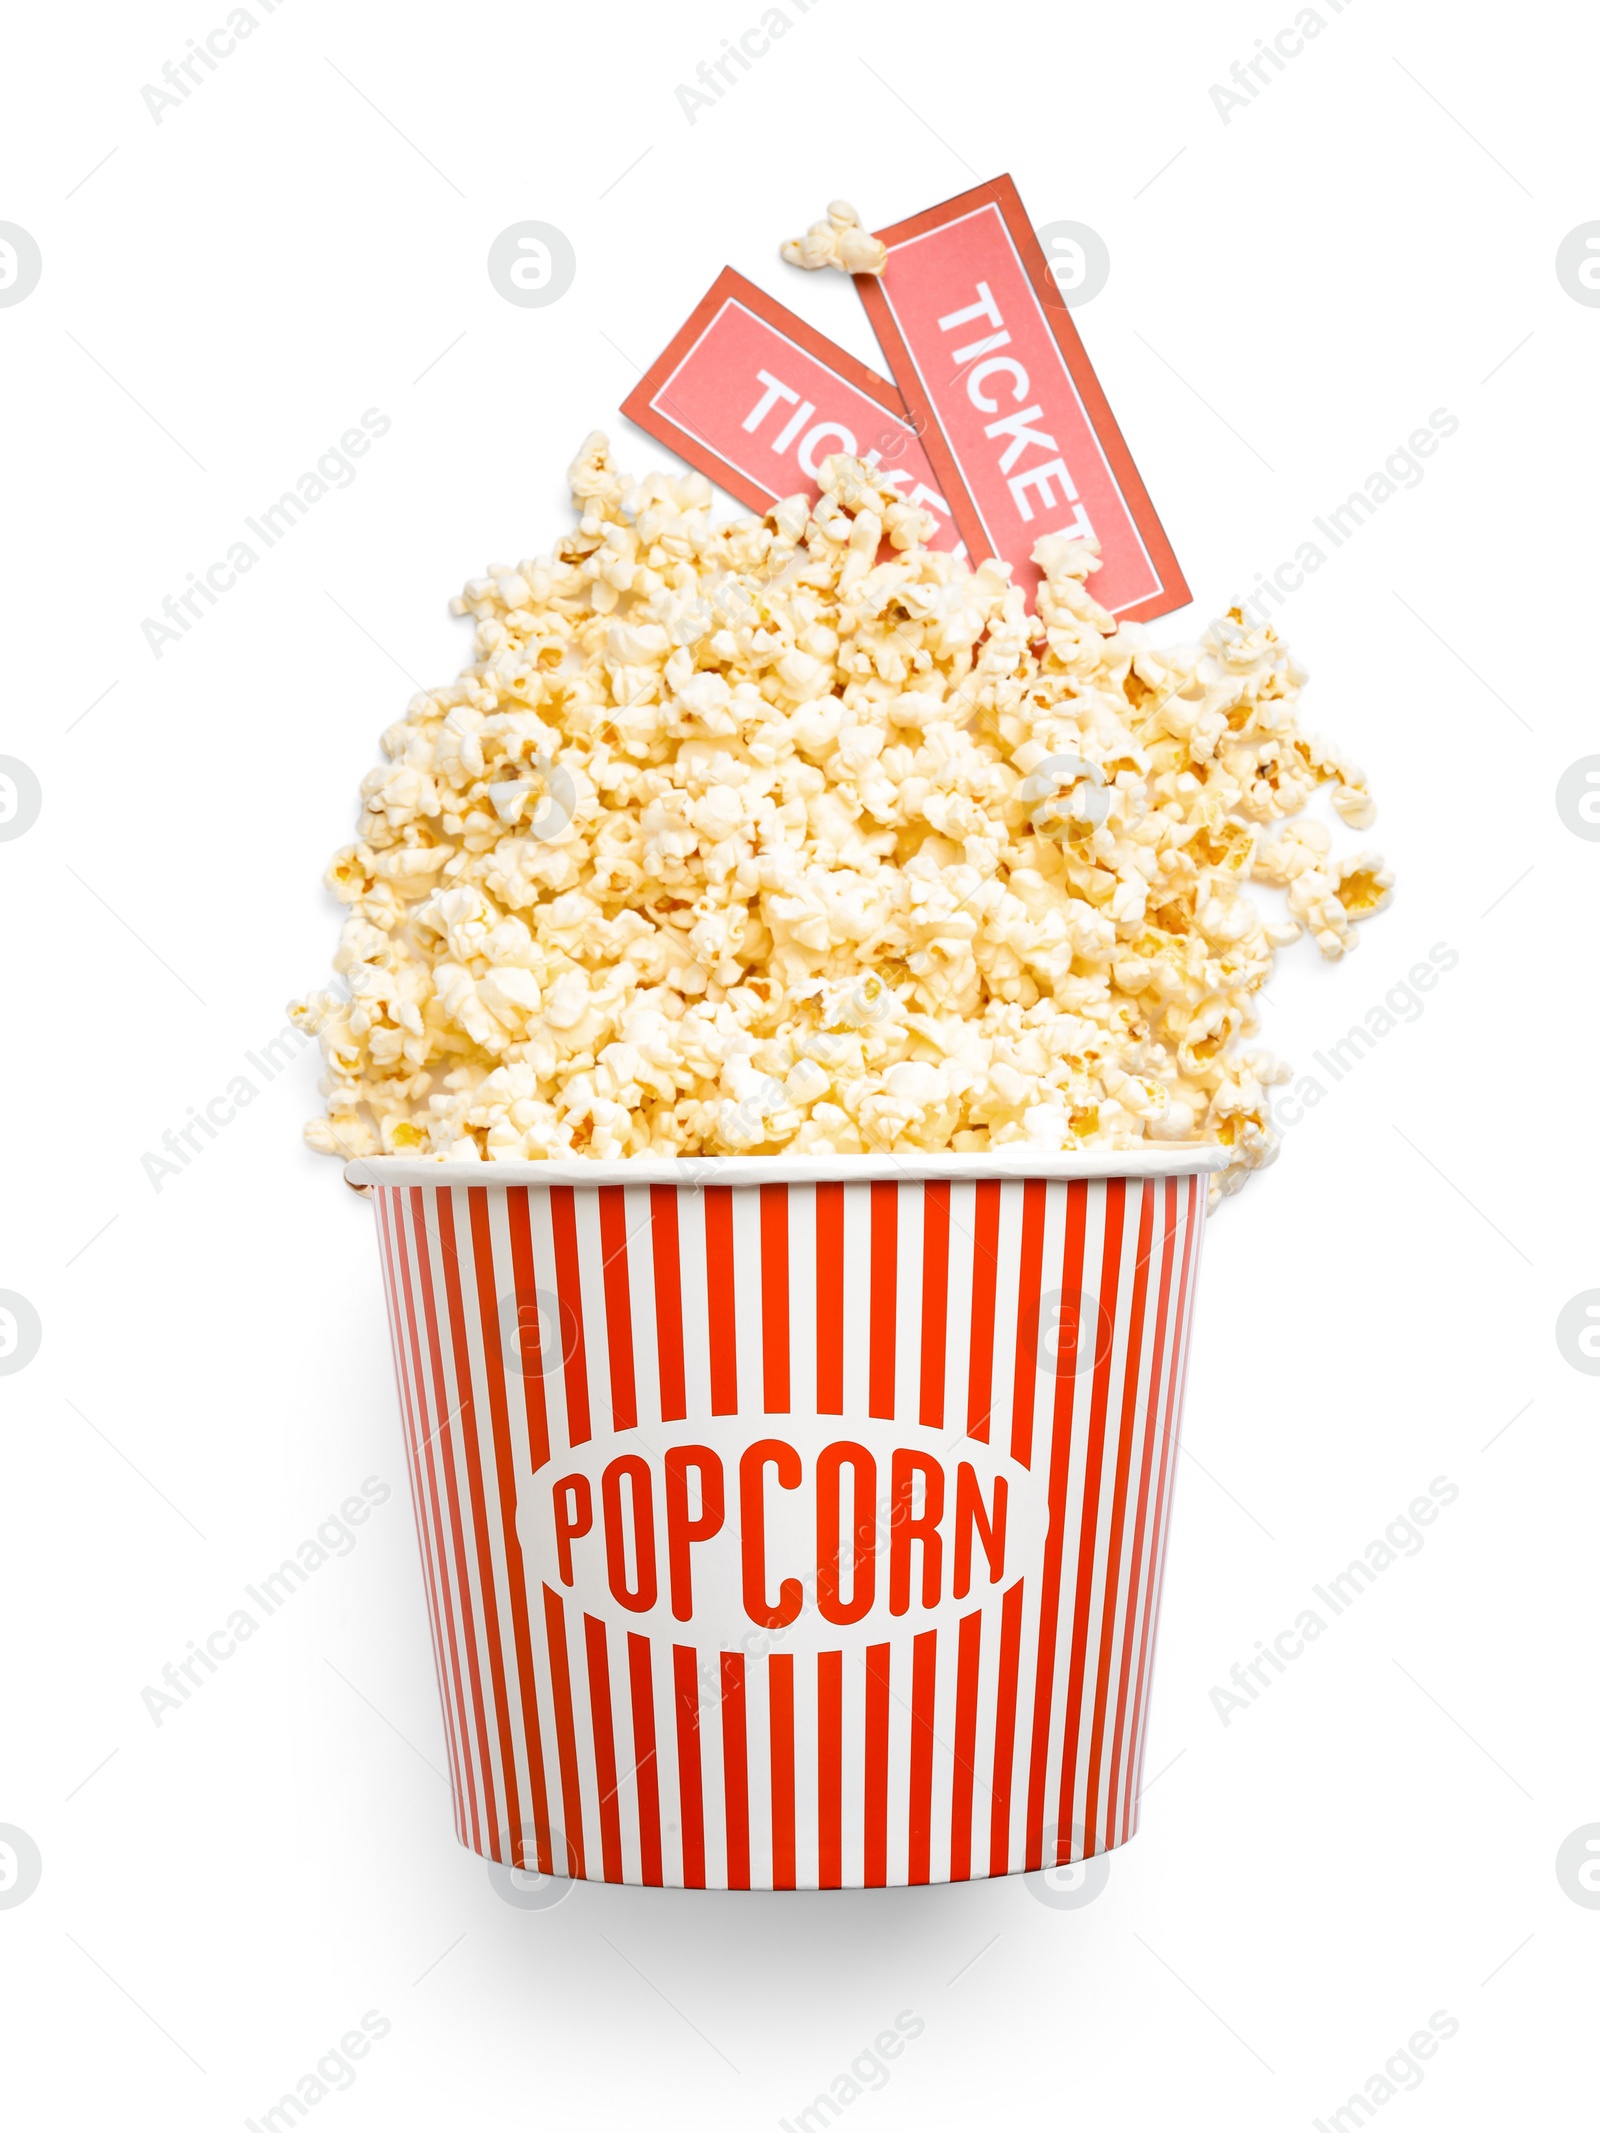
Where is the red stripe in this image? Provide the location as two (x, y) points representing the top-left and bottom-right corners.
(704, 1189), (739, 1416)
(1127, 1176), (1204, 1824)
(671, 1645), (705, 1889)
(384, 1195), (474, 1848)
(988, 1577), (1025, 1876)
(1082, 1181), (1155, 1856)
(627, 1632), (663, 1887)
(1054, 1180), (1128, 1855)
(868, 1183), (899, 1420)
(1008, 1180), (1048, 1468)
(760, 1185), (791, 1414)
(817, 1649), (842, 1888)
(720, 1652), (750, 1889)
(584, 1614), (624, 1883)
(467, 1187), (553, 1876)
(1109, 1179), (1179, 1846)
(407, 1191), (489, 1858)
(908, 1629), (938, 1886)
(504, 1190), (551, 1473)
(1023, 1180), (1089, 1869)
(950, 1608), (982, 1882)
(541, 1584), (587, 1879)
(768, 1653), (796, 1890)
(597, 1186), (638, 1432)
(966, 1180), (1001, 1439)
(649, 1186), (687, 1423)
(435, 1188), (517, 1861)
(549, 1188), (592, 1446)
(918, 1182), (950, 1429)
(863, 1642), (891, 1886)
(815, 1184), (845, 1415)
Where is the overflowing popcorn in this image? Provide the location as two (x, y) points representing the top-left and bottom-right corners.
(294, 437), (1390, 1196)
(780, 200), (888, 277)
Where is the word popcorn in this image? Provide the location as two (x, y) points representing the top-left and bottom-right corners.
(539, 1439), (1009, 1626)
(294, 438), (1392, 1197)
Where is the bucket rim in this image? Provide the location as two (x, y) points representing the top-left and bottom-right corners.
(344, 1145), (1231, 1189)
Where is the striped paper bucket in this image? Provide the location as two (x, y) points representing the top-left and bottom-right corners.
(346, 1149), (1225, 1890)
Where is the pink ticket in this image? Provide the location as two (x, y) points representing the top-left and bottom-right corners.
(856, 176), (1189, 621)
(622, 268), (965, 554)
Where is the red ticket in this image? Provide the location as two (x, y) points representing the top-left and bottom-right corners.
(856, 175), (1190, 621)
(621, 267), (966, 555)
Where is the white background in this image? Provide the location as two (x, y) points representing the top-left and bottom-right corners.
(2, 0), (1595, 2125)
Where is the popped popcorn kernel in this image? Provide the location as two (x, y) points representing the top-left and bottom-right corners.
(780, 200), (888, 277)
(294, 440), (1393, 1199)
(1331, 782), (1377, 830)
(1332, 853), (1394, 919)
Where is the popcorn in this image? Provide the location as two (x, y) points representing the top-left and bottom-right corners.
(295, 437), (1392, 1199)
(1251, 824), (1393, 960)
(780, 200), (888, 277)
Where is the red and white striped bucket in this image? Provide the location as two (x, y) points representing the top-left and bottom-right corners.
(347, 1149), (1224, 1890)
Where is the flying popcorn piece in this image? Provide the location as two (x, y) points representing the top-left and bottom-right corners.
(780, 199), (888, 277)
(1332, 851), (1395, 927)
(294, 438), (1393, 1202)
(1329, 774), (1377, 829)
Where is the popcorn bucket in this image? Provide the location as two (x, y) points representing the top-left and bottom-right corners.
(345, 1149), (1224, 1890)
